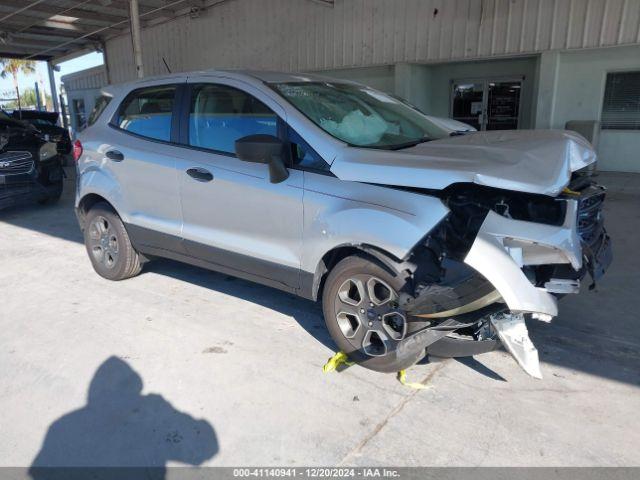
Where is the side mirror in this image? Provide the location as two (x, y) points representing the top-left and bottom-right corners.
(235, 134), (289, 184)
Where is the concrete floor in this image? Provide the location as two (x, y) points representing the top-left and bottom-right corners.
(0, 169), (639, 468)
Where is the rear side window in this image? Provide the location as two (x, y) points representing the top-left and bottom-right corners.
(188, 84), (277, 154)
(114, 86), (176, 141)
(88, 95), (112, 126)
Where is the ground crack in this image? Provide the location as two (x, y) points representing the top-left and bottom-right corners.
(337, 361), (447, 466)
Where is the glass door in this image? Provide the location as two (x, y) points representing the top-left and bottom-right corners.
(451, 78), (522, 131)
(451, 81), (485, 131)
(486, 80), (521, 130)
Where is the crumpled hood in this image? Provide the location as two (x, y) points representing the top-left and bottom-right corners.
(330, 129), (596, 196)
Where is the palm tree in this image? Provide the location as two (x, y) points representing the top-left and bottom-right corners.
(0, 58), (37, 111)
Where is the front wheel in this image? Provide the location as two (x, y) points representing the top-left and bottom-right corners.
(83, 203), (142, 281)
(322, 256), (428, 373)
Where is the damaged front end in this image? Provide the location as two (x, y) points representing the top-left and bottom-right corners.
(394, 175), (612, 377)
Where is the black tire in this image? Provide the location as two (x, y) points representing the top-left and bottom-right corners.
(38, 184), (63, 205)
(322, 255), (428, 373)
(83, 202), (142, 281)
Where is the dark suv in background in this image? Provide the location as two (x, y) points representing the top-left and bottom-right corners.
(0, 110), (64, 210)
(11, 110), (72, 158)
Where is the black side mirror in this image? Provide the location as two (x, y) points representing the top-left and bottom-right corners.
(235, 134), (289, 184)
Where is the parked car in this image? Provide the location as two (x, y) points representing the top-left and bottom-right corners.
(11, 110), (72, 157)
(0, 110), (64, 210)
(75, 71), (611, 376)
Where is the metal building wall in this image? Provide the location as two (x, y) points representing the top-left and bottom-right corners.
(105, 0), (640, 83)
(61, 66), (108, 92)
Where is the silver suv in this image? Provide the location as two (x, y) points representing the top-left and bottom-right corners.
(75, 70), (611, 376)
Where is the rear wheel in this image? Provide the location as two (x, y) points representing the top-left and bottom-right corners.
(322, 256), (428, 373)
(83, 203), (142, 281)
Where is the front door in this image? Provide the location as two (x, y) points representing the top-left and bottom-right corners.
(176, 80), (303, 290)
(451, 78), (522, 131)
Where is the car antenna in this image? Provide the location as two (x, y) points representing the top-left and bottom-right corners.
(162, 57), (172, 74)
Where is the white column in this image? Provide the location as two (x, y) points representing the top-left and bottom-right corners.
(129, 0), (145, 79)
(46, 61), (60, 113)
(534, 51), (561, 129)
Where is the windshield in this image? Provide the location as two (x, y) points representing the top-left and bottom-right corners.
(29, 118), (55, 126)
(272, 82), (449, 149)
(0, 110), (24, 128)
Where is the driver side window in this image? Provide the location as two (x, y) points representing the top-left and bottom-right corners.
(188, 84), (278, 155)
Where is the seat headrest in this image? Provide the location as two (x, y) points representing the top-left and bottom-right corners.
(140, 102), (161, 115)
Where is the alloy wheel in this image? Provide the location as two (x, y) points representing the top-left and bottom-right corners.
(333, 275), (408, 357)
(88, 215), (119, 269)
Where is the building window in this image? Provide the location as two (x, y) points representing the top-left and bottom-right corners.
(601, 71), (640, 130)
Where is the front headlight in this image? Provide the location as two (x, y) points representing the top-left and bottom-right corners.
(39, 142), (58, 160)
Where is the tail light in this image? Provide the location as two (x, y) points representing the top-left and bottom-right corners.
(72, 140), (83, 162)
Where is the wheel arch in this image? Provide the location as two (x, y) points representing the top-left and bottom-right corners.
(307, 243), (408, 302)
(76, 193), (118, 231)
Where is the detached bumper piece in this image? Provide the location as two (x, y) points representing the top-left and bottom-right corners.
(490, 312), (542, 379)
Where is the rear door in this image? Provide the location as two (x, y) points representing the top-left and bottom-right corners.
(104, 82), (186, 251)
(175, 78), (303, 290)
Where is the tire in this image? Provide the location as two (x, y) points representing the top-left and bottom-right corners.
(83, 202), (142, 281)
(322, 255), (428, 373)
(38, 184), (63, 205)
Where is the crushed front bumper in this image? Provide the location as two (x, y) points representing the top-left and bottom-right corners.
(463, 186), (611, 319)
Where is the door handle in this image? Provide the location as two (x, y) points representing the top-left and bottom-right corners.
(187, 167), (214, 182)
(105, 150), (124, 162)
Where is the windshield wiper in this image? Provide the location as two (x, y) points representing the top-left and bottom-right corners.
(386, 136), (431, 150)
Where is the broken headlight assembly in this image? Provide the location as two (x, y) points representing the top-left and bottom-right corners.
(390, 180), (611, 378)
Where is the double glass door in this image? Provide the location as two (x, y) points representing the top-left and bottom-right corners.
(451, 78), (522, 131)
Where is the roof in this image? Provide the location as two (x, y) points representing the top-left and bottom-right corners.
(99, 69), (357, 93)
(234, 70), (357, 84)
(0, 0), (192, 63)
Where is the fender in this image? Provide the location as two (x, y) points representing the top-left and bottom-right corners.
(76, 166), (128, 222)
(300, 175), (449, 300)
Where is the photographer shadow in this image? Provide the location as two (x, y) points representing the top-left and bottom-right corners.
(29, 356), (218, 480)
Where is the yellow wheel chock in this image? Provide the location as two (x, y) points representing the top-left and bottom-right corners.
(323, 351), (430, 390)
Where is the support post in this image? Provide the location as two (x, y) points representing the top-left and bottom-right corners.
(129, 0), (145, 79)
(100, 41), (112, 84)
(35, 82), (42, 110)
(534, 51), (560, 129)
(46, 61), (60, 114)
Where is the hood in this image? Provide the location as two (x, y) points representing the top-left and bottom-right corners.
(11, 110), (59, 124)
(1, 124), (44, 153)
(330, 129), (596, 196)
(423, 115), (476, 135)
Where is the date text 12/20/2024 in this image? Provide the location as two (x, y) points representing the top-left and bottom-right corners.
(233, 468), (401, 478)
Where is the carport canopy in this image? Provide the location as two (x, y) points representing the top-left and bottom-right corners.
(0, 0), (193, 63)
(0, 0), (196, 112)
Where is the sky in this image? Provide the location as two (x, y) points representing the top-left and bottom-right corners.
(0, 51), (104, 104)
